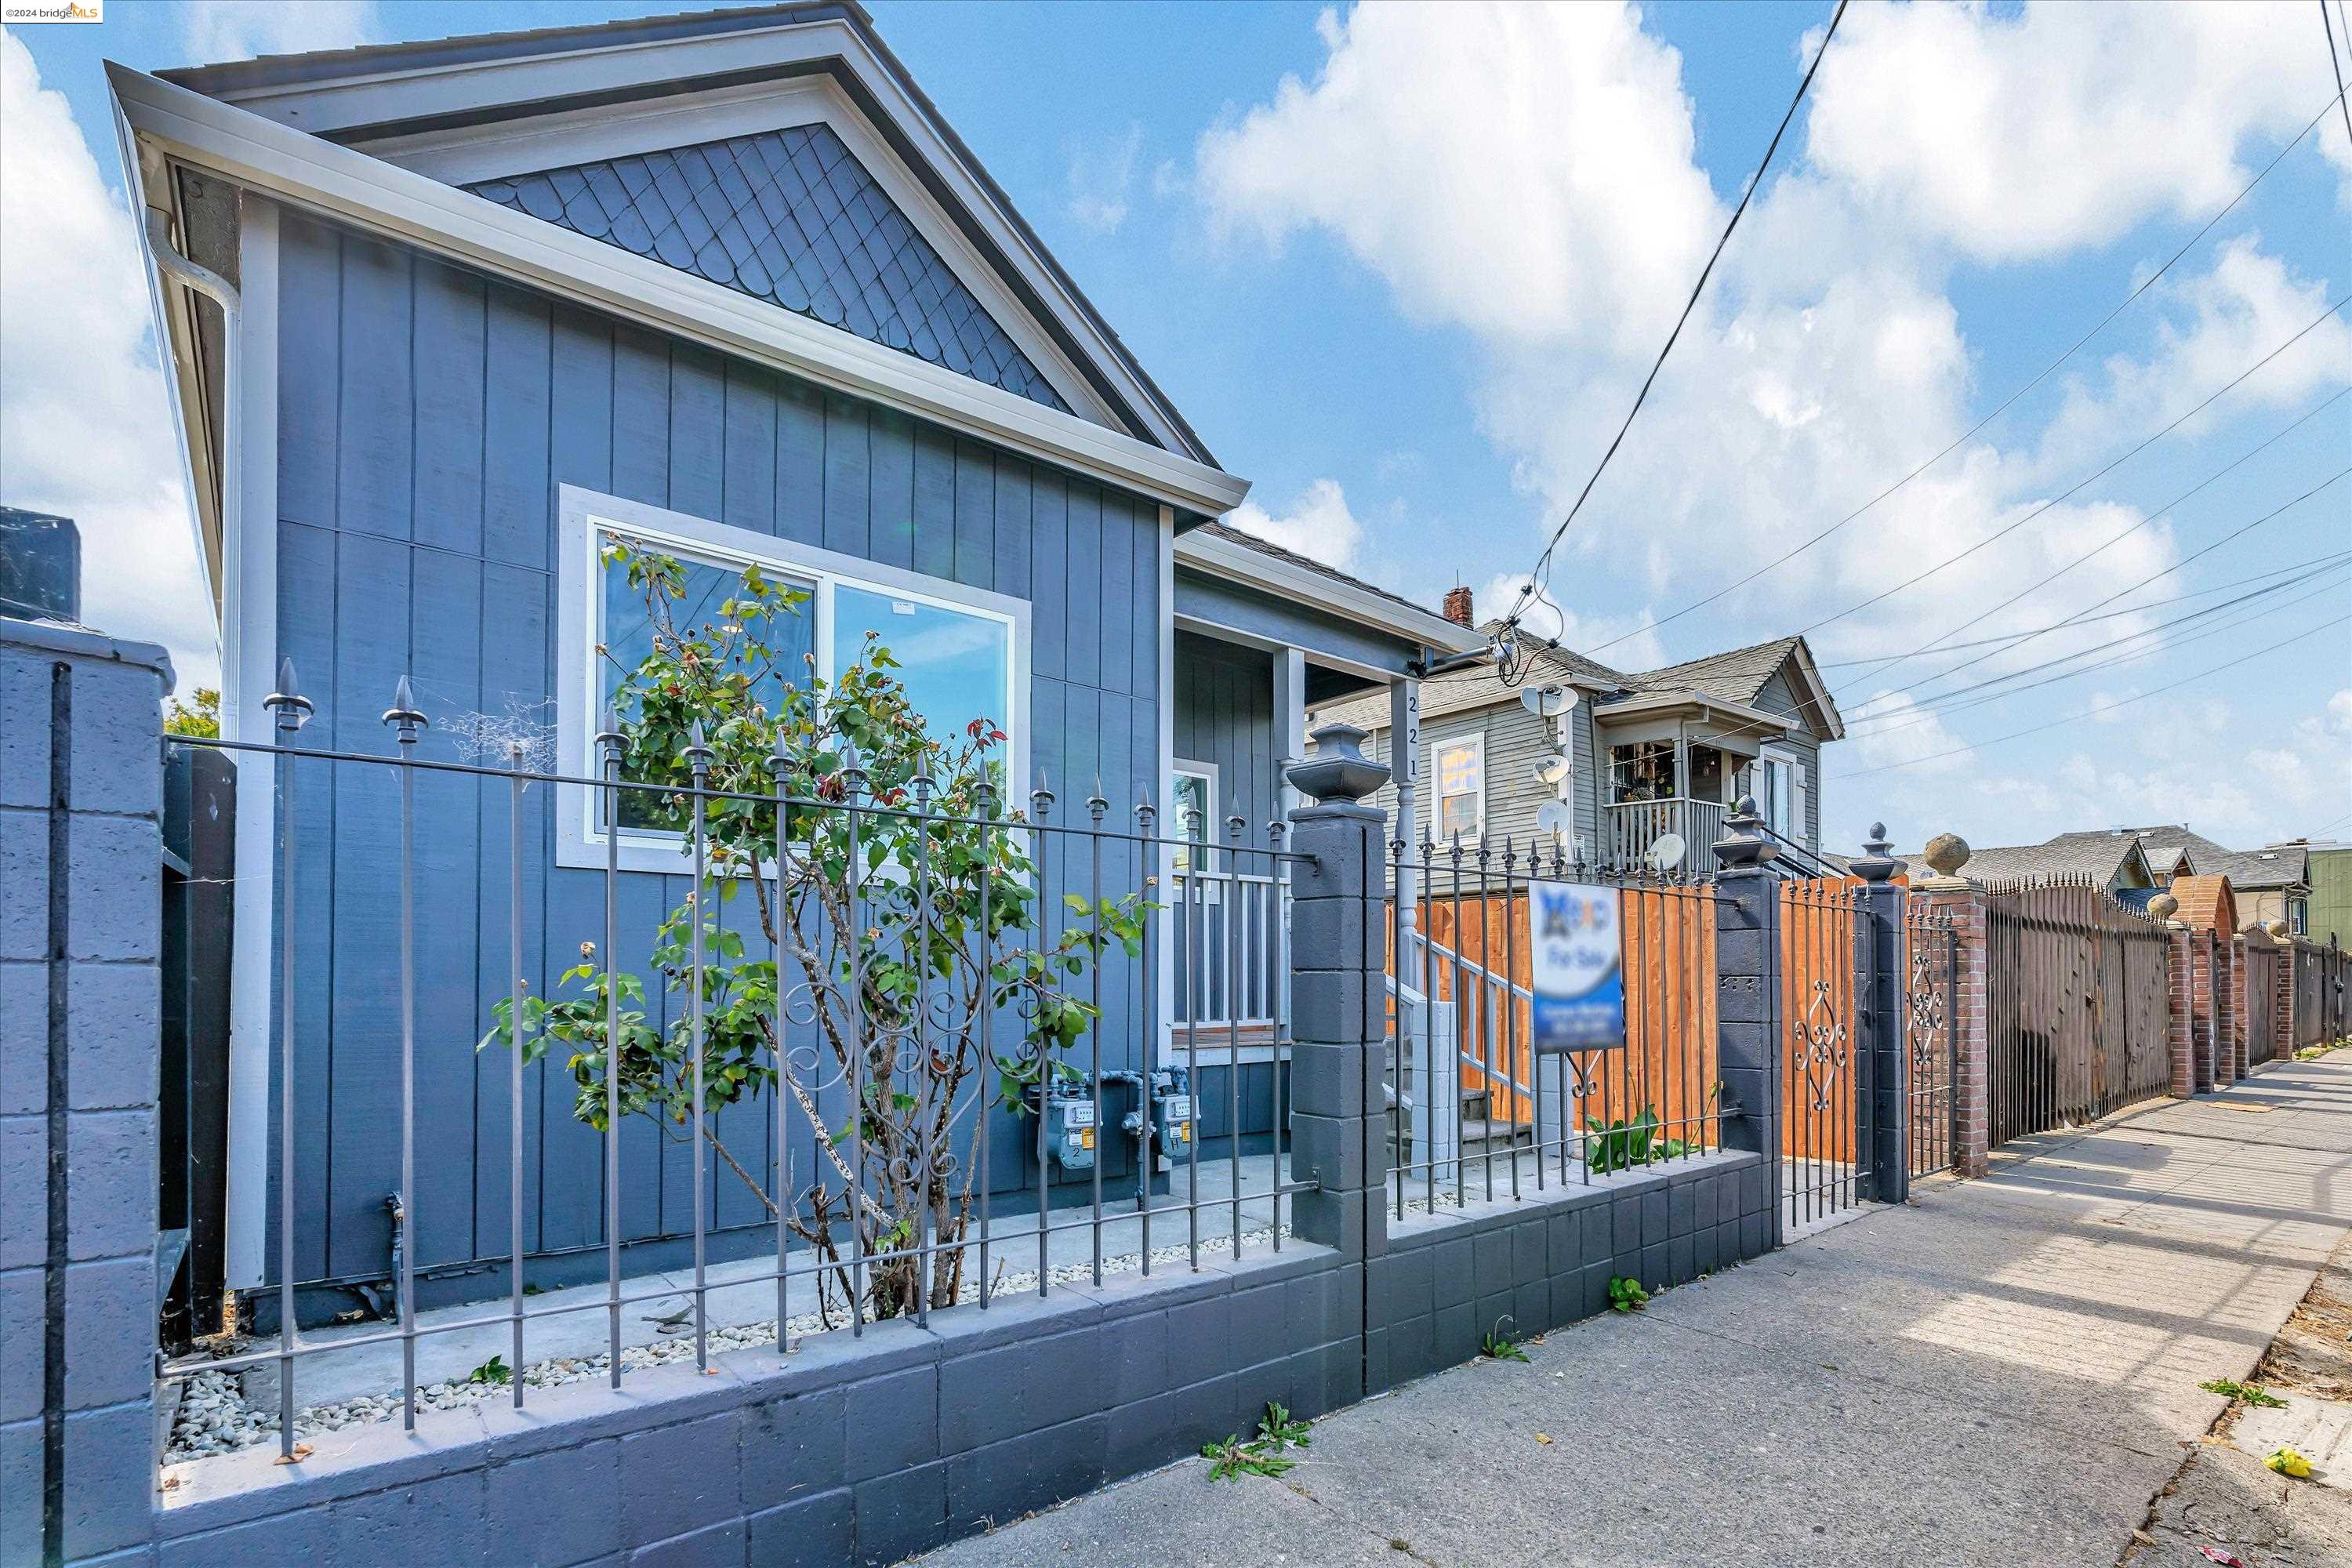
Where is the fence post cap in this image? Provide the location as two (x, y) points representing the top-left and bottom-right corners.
(1711, 794), (1770, 873)
(1286, 722), (1391, 808)
(2147, 891), (2179, 923)
(1851, 822), (1899, 884)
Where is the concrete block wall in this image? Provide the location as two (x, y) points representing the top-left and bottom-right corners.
(1711, 853), (1783, 1243)
(154, 1245), (1363, 1568)
(1365, 1153), (1769, 1394)
(2, 619), (173, 1568)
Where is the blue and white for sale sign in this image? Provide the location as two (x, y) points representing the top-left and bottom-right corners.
(1527, 881), (1627, 1053)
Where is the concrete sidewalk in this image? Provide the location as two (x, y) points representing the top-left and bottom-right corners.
(917, 1054), (2352, 1568)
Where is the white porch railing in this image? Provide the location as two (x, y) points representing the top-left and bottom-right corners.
(1171, 870), (1286, 1030)
(1604, 797), (1726, 868)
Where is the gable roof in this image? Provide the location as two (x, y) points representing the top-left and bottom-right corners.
(2121, 826), (2310, 891)
(1174, 524), (1486, 657)
(128, 2), (1234, 488)
(1896, 831), (2155, 889)
(468, 125), (1072, 411)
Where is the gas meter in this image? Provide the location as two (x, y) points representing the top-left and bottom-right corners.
(1148, 1067), (1192, 1171)
(1036, 1080), (1097, 1172)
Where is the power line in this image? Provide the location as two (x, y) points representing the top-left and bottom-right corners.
(1789, 292), (2350, 640)
(1833, 387), (2352, 697)
(1508, 0), (1849, 630)
(1577, 79), (2352, 660)
(1842, 562), (2352, 735)
(1828, 611), (2352, 780)
(2326, 2), (2352, 149)
(1811, 547), (2352, 667)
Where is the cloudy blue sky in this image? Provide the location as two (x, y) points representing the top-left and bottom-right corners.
(4, 0), (2348, 855)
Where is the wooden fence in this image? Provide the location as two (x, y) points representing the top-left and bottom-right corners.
(1982, 877), (2172, 1143)
(2289, 935), (2348, 1050)
(1399, 884), (1719, 1150)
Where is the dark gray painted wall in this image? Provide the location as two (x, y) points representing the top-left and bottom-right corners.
(260, 212), (1162, 1310)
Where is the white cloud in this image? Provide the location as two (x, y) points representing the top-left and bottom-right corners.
(0, 31), (216, 689)
(1065, 122), (1144, 234)
(1843, 688), (1974, 778)
(1227, 477), (1367, 571)
(1802, 1), (2350, 263)
(178, 0), (381, 66)
(1196, 2), (1720, 356)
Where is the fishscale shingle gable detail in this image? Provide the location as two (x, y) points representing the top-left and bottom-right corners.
(469, 124), (1072, 412)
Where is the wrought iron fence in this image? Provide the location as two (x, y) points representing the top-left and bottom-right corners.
(1904, 904), (1960, 1179)
(157, 668), (1318, 1463)
(1383, 835), (1725, 1218)
(1780, 877), (1865, 1230)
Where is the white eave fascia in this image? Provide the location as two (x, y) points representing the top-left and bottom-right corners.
(1782, 640), (1845, 740)
(108, 60), (1250, 520)
(167, 14), (1208, 465)
(1172, 529), (1486, 657)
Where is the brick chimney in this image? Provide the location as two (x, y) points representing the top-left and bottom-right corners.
(1442, 584), (1474, 627)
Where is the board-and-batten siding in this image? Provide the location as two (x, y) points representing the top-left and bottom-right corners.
(263, 213), (1161, 1306)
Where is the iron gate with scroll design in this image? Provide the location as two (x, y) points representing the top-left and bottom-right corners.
(1903, 905), (1959, 1178)
(1780, 878), (1866, 1231)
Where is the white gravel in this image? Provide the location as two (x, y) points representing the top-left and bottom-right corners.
(165, 1224), (1284, 1465)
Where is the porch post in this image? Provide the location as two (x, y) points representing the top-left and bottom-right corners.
(1849, 825), (1908, 1204)
(1388, 676), (1421, 935)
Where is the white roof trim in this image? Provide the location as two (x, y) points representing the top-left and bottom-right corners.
(1173, 528), (1486, 657)
(1780, 640), (1846, 741)
(1592, 690), (1799, 733)
(109, 60), (1250, 519)
(164, 13), (1208, 463)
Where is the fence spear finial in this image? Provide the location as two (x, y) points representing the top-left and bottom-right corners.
(263, 658), (313, 730)
(382, 675), (426, 739)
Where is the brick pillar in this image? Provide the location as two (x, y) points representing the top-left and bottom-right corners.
(1284, 724), (1390, 1264)
(2, 620), (172, 1566)
(2165, 927), (2195, 1097)
(1711, 799), (1783, 1247)
(1849, 826), (1908, 1204)
(2191, 932), (2216, 1091)
(1913, 879), (1988, 1178)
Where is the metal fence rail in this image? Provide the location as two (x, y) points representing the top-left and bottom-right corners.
(1383, 837), (1723, 1218)
(1983, 876), (2172, 1145)
(1780, 877), (1864, 1229)
(1904, 903), (1960, 1180)
(159, 670), (1319, 1461)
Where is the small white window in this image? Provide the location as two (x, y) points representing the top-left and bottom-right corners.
(557, 485), (1029, 872)
(1171, 762), (1218, 879)
(1755, 748), (1796, 842)
(2290, 898), (2308, 936)
(1434, 734), (1485, 842)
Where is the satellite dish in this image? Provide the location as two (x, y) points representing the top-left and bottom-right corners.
(1536, 801), (1570, 835)
(1518, 684), (1572, 718)
(1533, 753), (1571, 786)
(1646, 833), (1688, 873)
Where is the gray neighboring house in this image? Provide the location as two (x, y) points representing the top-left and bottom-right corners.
(1900, 825), (2314, 932)
(1313, 594), (1846, 870)
(113, 1), (1482, 1323)
(1896, 830), (2165, 902)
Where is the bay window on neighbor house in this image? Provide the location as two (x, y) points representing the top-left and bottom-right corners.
(1436, 733), (1485, 840)
(559, 485), (1025, 870)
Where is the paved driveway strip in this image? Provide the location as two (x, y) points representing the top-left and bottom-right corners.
(916, 1056), (2352, 1568)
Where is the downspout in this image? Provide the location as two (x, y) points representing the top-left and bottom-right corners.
(143, 205), (238, 625)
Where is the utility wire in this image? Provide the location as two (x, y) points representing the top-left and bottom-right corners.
(1834, 387), (2352, 697)
(1829, 611), (2351, 779)
(1791, 293), (2350, 640)
(1508, 0), (1848, 629)
(2326, 1), (2352, 149)
(1842, 564), (2352, 735)
(1812, 547), (2352, 666)
(1577, 78), (2352, 660)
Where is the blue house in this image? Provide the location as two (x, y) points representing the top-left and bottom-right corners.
(114, 3), (1483, 1325)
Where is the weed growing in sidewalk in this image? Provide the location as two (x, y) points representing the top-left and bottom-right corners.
(1608, 1276), (1650, 1312)
(1203, 1402), (1312, 1481)
(1480, 1317), (1531, 1363)
(466, 1355), (511, 1387)
(2198, 1377), (2286, 1407)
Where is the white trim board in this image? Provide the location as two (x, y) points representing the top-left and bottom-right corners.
(1174, 528), (1483, 659)
(110, 60), (1250, 520)
(155, 13), (1210, 466)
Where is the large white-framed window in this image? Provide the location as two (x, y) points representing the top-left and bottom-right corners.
(1434, 732), (1485, 843)
(555, 484), (1030, 872)
(1171, 759), (1221, 904)
(1752, 745), (1808, 847)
